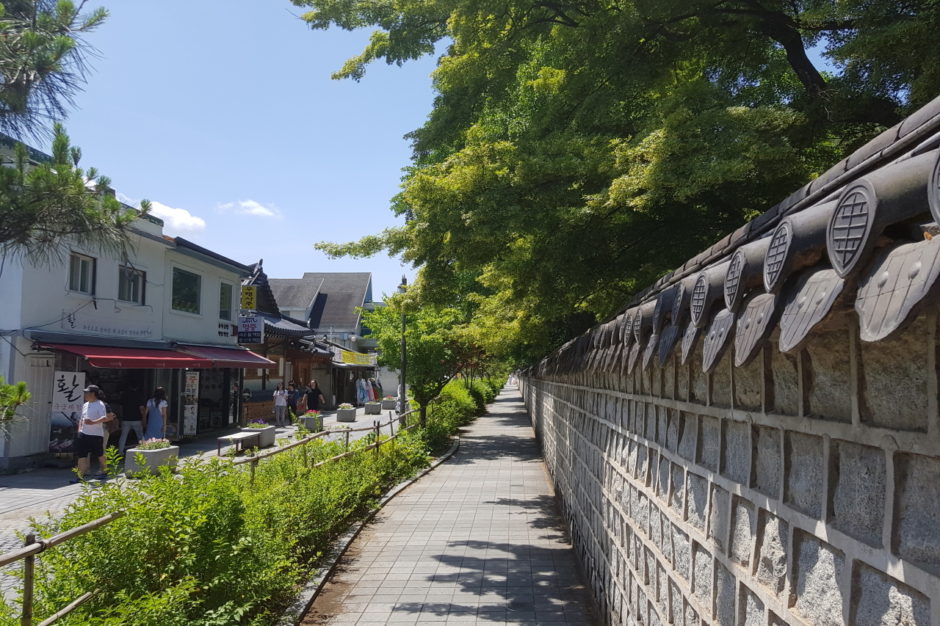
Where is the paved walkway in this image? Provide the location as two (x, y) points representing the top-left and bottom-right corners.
(302, 388), (594, 625)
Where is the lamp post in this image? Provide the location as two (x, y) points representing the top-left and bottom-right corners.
(398, 276), (408, 417)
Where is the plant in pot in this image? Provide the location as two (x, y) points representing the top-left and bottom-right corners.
(125, 438), (179, 476)
(243, 419), (276, 447)
(299, 410), (322, 432)
(336, 402), (357, 422)
(381, 395), (397, 410)
(365, 399), (381, 414)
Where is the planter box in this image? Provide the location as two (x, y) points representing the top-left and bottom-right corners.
(242, 425), (276, 447)
(336, 408), (357, 422)
(381, 398), (397, 410)
(125, 446), (179, 476)
(364, 402), (381, 415)
(299, 415), (322, 432)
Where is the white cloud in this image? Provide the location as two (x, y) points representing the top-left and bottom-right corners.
(149, 200), (207, 233)
(218, 199), (281, 218)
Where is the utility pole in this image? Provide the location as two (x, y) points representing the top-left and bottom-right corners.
(398, 276), (408, 418)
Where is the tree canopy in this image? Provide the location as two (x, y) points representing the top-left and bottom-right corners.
(297, 0), (940, 363)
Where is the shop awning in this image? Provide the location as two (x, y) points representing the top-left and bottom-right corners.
(177, 345), (276, 368)
(40, 344), (213, 369)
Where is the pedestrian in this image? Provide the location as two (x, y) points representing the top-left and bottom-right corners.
(305, 379), (325, 412)
(273, 383), (288, 427)
(117, 396), (145, 454)
(102, 401), (119, 451)
(142, 387), (169, 440)
(287, 382), (298, 420)
(73, 385), (109, 480)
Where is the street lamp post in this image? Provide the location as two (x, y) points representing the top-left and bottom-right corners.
(398, 276), (408, 418)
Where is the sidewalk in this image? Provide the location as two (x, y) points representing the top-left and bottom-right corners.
(0, 403), (395, 599)
(301, 388), (594, 625)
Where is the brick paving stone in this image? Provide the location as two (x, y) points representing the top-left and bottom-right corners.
(301, 388), (595, 625)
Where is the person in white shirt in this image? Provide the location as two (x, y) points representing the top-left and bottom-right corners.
(273, 383), (288, 426)
(75, 385), (110, 479)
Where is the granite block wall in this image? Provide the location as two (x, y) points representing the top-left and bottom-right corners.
(521, 311), (940, 625)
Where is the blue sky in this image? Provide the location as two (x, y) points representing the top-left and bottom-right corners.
(53, 1), (438, 300)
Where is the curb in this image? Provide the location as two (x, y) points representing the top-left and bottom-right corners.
(277, 435), (461, 625)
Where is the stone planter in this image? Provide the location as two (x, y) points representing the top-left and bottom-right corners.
(299, 415), (322, 432)
(242, 425), (276, 447)
(125, 446), (179, 476)
(336, 408), (357, 422)
(381, 398), (397, 411)
(365, 402), (381, 415)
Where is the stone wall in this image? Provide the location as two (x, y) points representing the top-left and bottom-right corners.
(521, 310), (940, 625)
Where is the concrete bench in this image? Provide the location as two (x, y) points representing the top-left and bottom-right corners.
(217, 431), (261, 456)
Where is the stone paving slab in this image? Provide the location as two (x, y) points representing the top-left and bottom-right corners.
(302, 389), (595, 625)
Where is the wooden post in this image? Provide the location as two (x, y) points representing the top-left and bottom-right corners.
(21, 533), (35, 626)
(302, 441), (308, 468)
(344, 429), (350, 452)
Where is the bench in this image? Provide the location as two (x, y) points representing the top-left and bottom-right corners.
(217, 431), (261, 456)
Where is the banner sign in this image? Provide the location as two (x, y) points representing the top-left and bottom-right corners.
(240, 286), (257, 311)
(50, 371), (85, 453)
(338, 349), (377, 366)
(237, 315), (264, 344)
(182, 371), (200, 436)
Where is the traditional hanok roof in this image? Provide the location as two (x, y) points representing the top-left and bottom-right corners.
(269, 272), (373, 332)
(534, 94), (940, 377)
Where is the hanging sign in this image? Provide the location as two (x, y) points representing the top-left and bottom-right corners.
(238, 314), (264, 344)
(49, 371), (85, 453)
(182, 371), (200, 436)
(240, 286), (257, 310)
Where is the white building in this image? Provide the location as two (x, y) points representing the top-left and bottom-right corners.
(0, 210), (272, 469)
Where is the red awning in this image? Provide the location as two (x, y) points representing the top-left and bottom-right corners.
(177, 345), (276, 368)
(41, 344), (213, 369)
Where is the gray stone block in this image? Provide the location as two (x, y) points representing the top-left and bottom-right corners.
(673, 527), (691, 582)
(637, 444), (649, 483)
(651, 506), (663, 550)
(678, 413), (697, 461)
(853, 561), (930, 626)
(769, 334), (800, 415)
(793, 532), (846, 625)
(752, 426), (781, 498)
(730, 497), (756, 567)
(669, 579), (682, 626)
(722, 420), (750, 484)
(830, 441), (885, 547)
(755, 509), (788, 596)
(658, 408), (669, 447)
(768, 611), (788, 626)
(690, 344), (707, 403)
(666, 410), (680, 452)
(785, 432), (824, 517)
(686, 473), (708, 531)
(698, 416), (720, 472)
(677, 361), (690, 401)
(684, 601), (699, 626)
(670, 463), (684, 513)
(804, 328), (851, 422)
(714, 562), (736, 625)
(734, 350), (763, 411)
(658, 456), (671, 500)
(692, 542), (712, 604)
(708, 484), (730, 552)
(739, 585), (764, 626)
(858, 316), (928, 432)
(646, 404), (658, 441)
(894, 452), (940, 574)
(711, 352), (732, 408)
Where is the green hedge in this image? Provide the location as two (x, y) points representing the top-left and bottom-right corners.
(5, 434), (429, 625)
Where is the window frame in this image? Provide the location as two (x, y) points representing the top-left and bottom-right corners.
(68, 252), (96, 295)
(171, 267), (202, 315)
(117, 266), (146, 305)
(219, 281), (234, 321)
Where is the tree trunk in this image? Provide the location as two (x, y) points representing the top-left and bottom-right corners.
(420, 404), (427, 428)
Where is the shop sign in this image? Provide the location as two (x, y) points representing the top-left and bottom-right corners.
(240, 286), (257, 311)
(182, 371), (200, 436)
(338, 350), (377, 366)
(49, 371), (85, 453)
(60, 310), (154, 338)
(237, 315), (264, 344)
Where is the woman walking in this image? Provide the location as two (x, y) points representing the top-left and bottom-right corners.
(142, 387), (169, 440)
(273, 383), (288, 426)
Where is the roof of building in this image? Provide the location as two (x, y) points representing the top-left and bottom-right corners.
(269, 272), (372, 331)
(531, 93), (940, 378)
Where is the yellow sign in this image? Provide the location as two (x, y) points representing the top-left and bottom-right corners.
(240, 286), (257, 310)
(339, 350), (377, 366)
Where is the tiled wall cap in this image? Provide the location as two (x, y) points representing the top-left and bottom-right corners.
(671, 275), (698, 327)
(733, 292), (778, 367)
(621, 309), (637, 348)
(680, 321), (702, 365)
(702, 308), (736, 373)
(657, 323), (681, 367)
(632, 300), (657, 346)
(690, 260), (732, 328)
(777, 268), (846, 353)
(827, 149), (937, 278)
(764, 199), (838, 292)
(652, 285), (678, 334)
(724, 237), (772, 313)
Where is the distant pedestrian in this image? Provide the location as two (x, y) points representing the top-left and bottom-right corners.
(74, 385), (109, 479)
(287, 383), (299, 419)
(305, 380), (325, 412)
(117, 396), (145, 454)
(273, 383), (288, 426)
(143, 387), (169, 440)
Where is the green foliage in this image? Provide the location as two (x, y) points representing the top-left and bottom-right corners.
(297, 0), (940, 364)
(9, 435), (429, 625)
(0, 376), (29, 423)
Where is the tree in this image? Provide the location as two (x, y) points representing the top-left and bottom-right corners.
(0, 1), (147, 266)
(361, 297), (463, 427)
(0, 376), (30, 425)
(299, 0), (940, 362)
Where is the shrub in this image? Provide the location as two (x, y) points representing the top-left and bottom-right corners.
(133, 438), (171, 450)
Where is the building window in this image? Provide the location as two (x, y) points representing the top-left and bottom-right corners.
(172, 268), (201, 314)
(118, 266), (145, 304)
(68, 253), (95, 294)
(219, 282), (233, 320)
